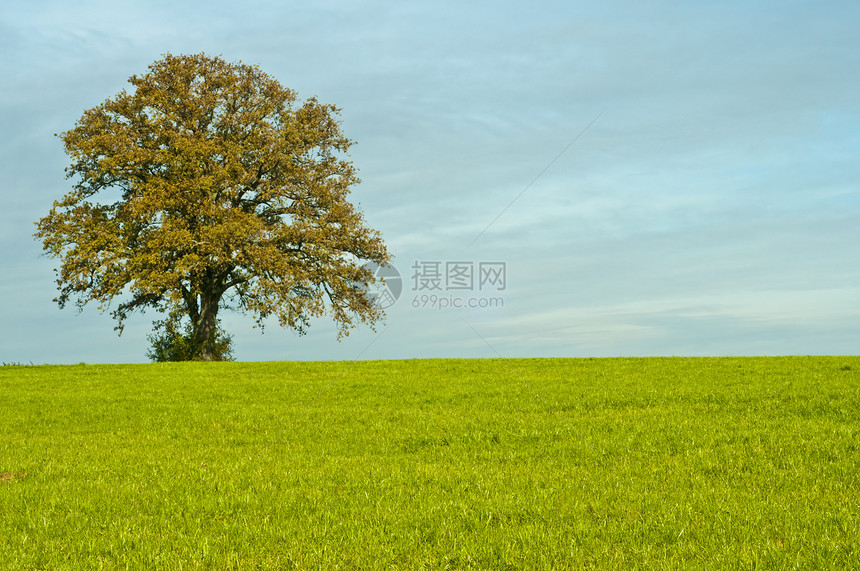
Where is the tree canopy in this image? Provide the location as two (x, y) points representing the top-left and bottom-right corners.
(35, 53), (390, 360)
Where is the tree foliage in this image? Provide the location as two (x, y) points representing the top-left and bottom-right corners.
(35, 53), (390, 360)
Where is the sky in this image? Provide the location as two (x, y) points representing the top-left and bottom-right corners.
(2, 0), (859, 363)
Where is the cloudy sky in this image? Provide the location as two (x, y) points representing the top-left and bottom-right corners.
(2, 0), (858, 363)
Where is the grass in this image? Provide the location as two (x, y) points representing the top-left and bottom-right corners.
(0, 357), (858, 569)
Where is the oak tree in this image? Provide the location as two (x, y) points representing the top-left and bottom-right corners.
(35, 53), (390, 361)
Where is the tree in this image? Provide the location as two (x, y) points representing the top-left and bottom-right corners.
(35, 53), (390, 361)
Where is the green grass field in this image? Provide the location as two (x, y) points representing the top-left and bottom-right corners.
(1, 357), (858, 569)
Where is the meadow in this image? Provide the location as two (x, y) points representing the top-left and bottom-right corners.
(0, 357), (857, 569)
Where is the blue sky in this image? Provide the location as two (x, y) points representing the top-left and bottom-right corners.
(2, 0), (859, 363)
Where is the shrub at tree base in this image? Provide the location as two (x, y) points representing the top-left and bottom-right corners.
(147, 315), (233, 362)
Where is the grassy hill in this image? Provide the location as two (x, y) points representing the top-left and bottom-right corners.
(1, 357), (858, 568)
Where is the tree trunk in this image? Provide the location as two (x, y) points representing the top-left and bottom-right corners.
(193, 291), (220, 361)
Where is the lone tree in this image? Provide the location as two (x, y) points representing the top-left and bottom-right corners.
(35, 53), (390, 361)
